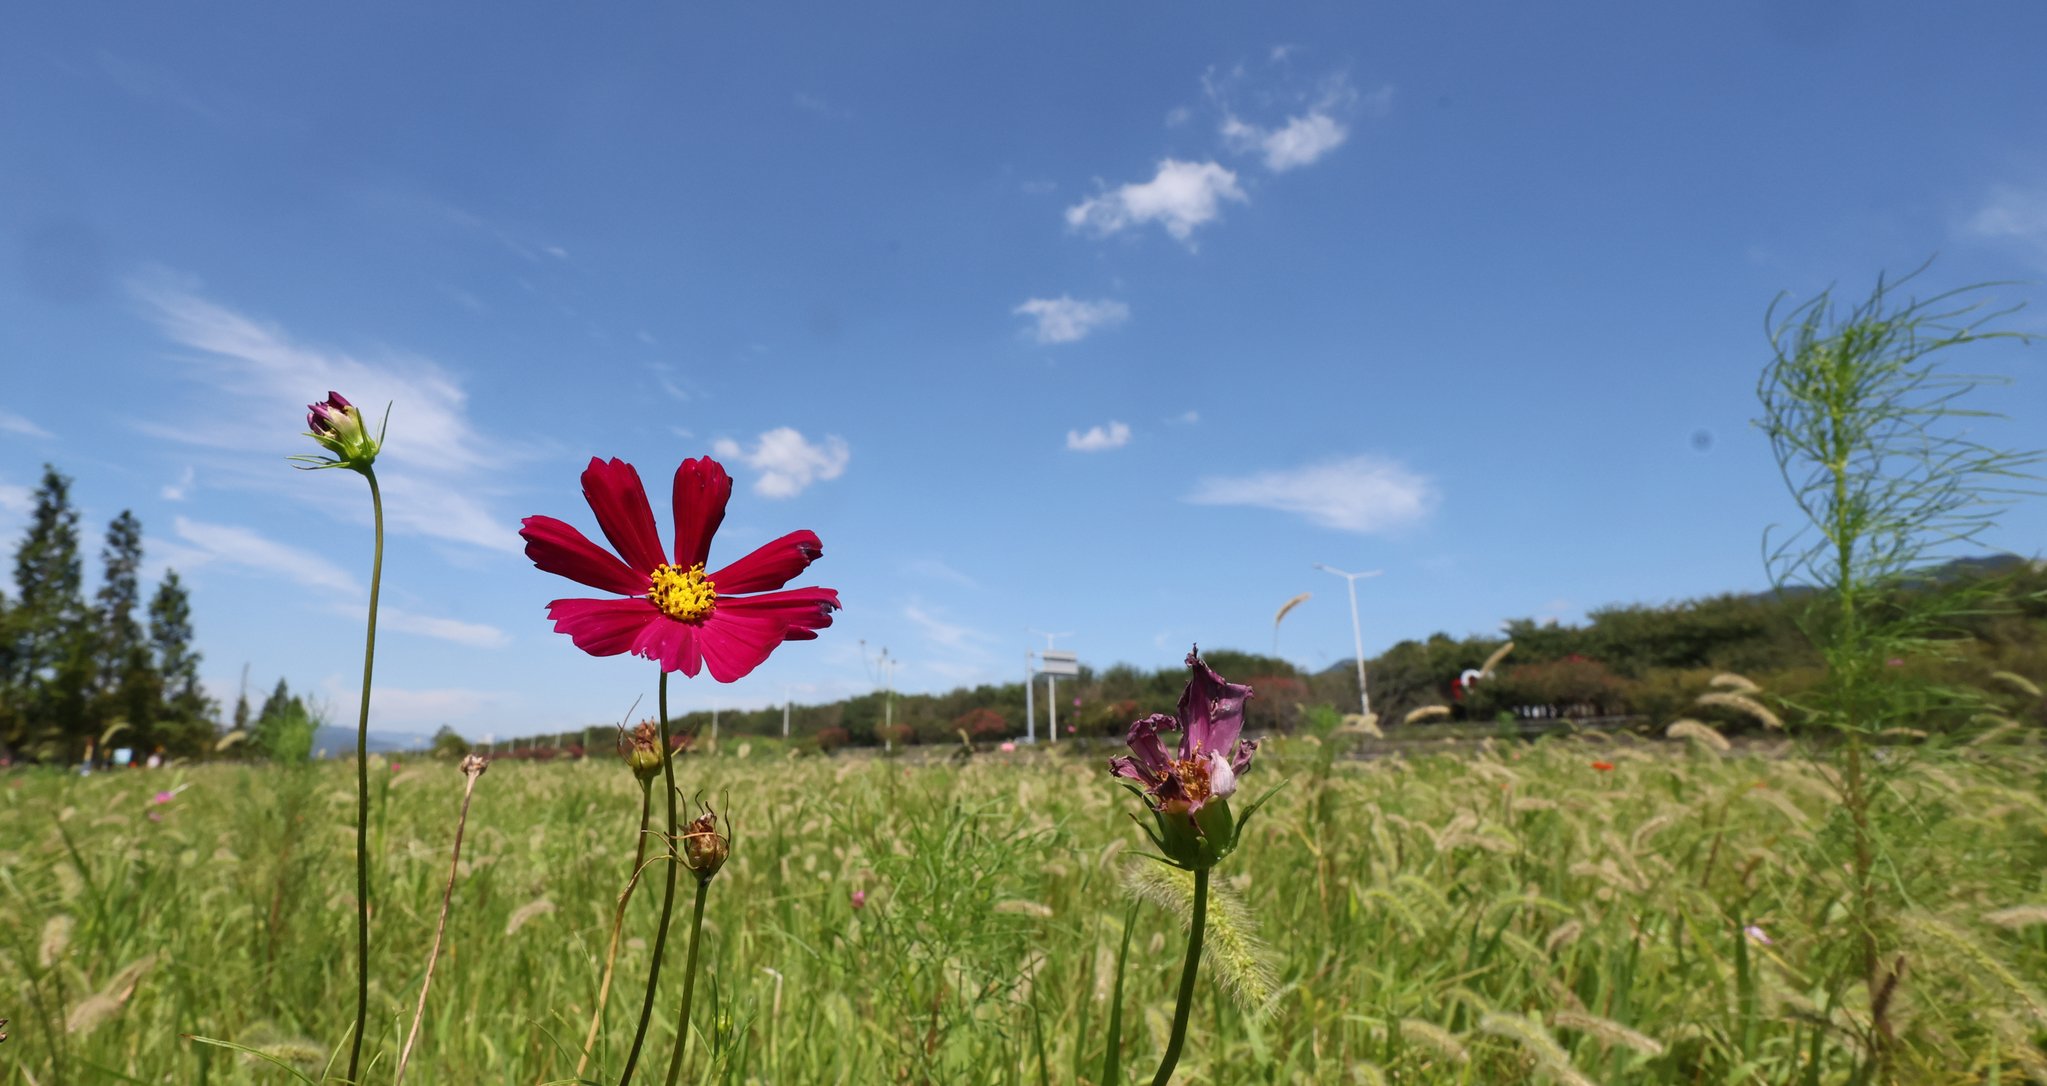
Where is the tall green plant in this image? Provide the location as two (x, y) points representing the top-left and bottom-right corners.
(1755, 265), (2038, 1079)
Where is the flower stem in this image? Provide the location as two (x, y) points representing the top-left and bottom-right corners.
(662, 877), (712, 1086)
(619, 671), (681, 1085)
(345, 467), (384, 1086)
(1149, 866), (1208, 1086)
(577, 782), (653, 1080)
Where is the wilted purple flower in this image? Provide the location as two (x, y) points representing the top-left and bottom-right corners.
(1111, 648), (1256, 814)
(1110, 647), (1263, 870)
(1745, 924), (1773, 946)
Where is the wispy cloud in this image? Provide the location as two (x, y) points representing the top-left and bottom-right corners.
(1013, 296), (1130, 344)
(161, 465), (196, 502)
(904, 557), (980, 590)
(171, 516), (358, 594)
(0, 408), (52, 439)
(169, 516), (507, 647)
(712, 427), (850, 498)
(903, 603), (988, 651)
(1209, 67), (1384, 173)
(1066, 160), (1246, 244)
(1066, 420), (1132, 452)
(1186, 455), (1436, 534)
(379, 607), (511, 649)
(1966, 184), (2047, 263)
(1169, 409), (1201, 425)
(1222, 112), (1347, 172)
(131, 277), (519, 552)
(323, 682), (506, 731)
(0, 482), (32, 516)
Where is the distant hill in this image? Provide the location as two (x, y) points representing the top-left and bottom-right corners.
(312, 725), (429, 757)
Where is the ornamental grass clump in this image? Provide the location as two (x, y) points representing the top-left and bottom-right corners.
(1107, 648), (1281, 1085)
(521, 454), (838, 1085)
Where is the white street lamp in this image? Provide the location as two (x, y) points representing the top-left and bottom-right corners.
(1313, 564), (1383, 718)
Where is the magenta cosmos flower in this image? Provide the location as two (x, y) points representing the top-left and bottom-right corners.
(520, 456), (840, 681)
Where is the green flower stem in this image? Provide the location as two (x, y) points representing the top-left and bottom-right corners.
(1150, 866), (1209, 1086)
(345, 467), (384, 1086)
(662, 877), (712, 1086)
(620, 671), (681, 1085)
(576, 781), (654, 1080)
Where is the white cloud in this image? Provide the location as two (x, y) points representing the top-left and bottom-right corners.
(904, 557), (979, 590)
(1222, 111), (1348, 172)
(1066, 160), (1246, 244)
(379, 607), (511, 649)
(711, 427), (850, 498)
(162, 465), (195, 502)
(171, 516), (359, 594)
(131, 278), (519, 552)
(324, 682), (504, 730)
(0, 482), (31, 515)
(903, 603), (987, 650)
(0, 409), (52, 439)
(1186, 455), (1437, 534)
(170, 516), (505, 647)
(1967, 185), (2047, 261)
(1013, 296), (1130, 344)
(1170, 410), (1201, 425)
(1066, 421), (1132, 452)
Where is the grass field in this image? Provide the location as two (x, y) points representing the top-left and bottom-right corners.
(4, 733), (2046, 1085)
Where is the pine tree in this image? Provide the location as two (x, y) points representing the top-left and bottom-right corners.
(148, 571), (213, 753)
(96, 511), (159, 749)
(7, 465), (88, 755)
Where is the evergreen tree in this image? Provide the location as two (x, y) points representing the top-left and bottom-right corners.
(148, 571), (214, 753)
(96, 510), (159, 748)
(6, 465), (89, 755)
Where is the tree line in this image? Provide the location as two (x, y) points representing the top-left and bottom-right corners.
(0, 465), (214, 761)
(478, 556), (2045, 755)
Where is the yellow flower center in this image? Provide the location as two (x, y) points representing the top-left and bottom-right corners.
(1171, 756), (1214, 806)
(647, 563), (718, 622)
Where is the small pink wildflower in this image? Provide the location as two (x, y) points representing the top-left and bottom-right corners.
(1744, 924), (1773, 946)
(999, 741), (1016, 753)
(152, 790), (175, 805)
(851, 889), (867, 910)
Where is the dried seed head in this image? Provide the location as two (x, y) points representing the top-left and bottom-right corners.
(460, 753), (488, 779)
(619, 720), (665, 784)
(682, 806), (729, 882)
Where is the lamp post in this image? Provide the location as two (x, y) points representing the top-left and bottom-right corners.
(1029, 629), (1072, 744)
(1314, 564), (1383, 718)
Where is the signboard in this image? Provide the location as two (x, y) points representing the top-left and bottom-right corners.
(1039, 650), (1079, 677)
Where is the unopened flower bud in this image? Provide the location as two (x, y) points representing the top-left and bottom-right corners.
(682, 809), (729, 882)
(295, 391), (383, 473)
(619, 720), (665, 784)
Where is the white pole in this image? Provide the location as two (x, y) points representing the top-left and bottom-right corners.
(1048, 674), (1058, 743)
(1024, 651), (1036, 743)
(782, 689), (791, 739)
(1314, 565), (1382, 718)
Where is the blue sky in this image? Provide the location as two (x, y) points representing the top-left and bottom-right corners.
(4, 3), (2045, 740)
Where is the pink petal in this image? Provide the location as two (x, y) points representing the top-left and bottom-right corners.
(627, 613), (705, 676)
(580, 458), (668, 575)
(718, 588), (841, 634)
(710, 531), (823, 594)
(672, 458), (732, 571)
(694, 614), (786, 682)
(546, 598), (660, 657)
(520, 516), (648, 596)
